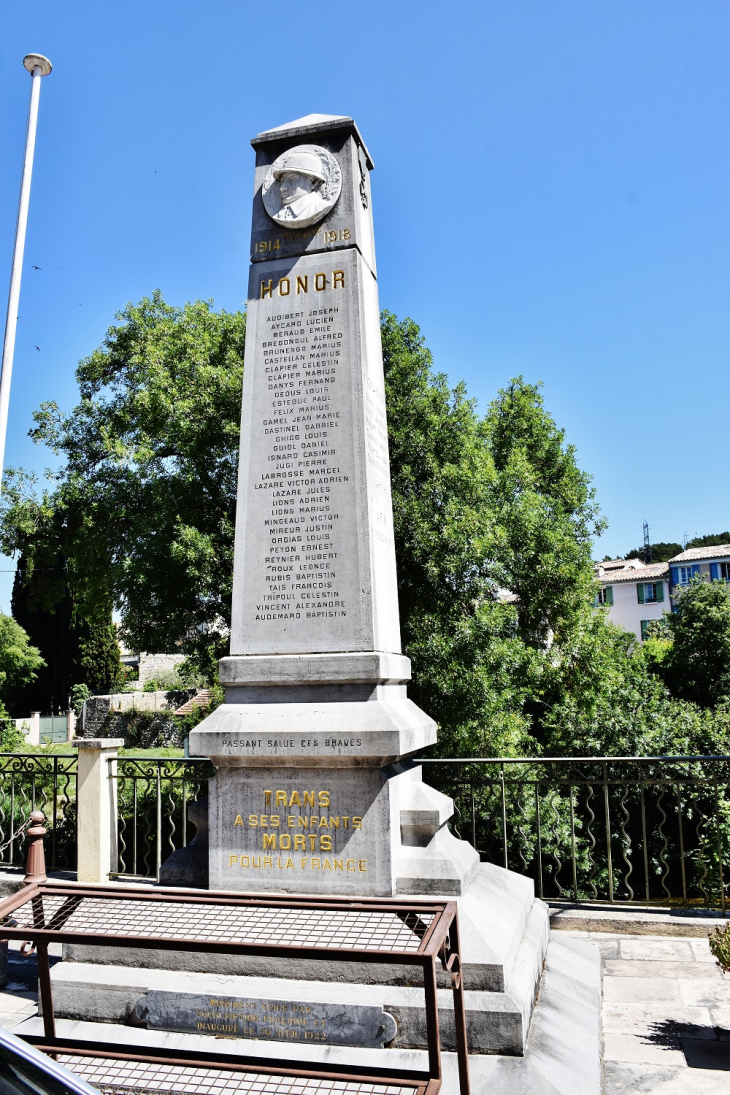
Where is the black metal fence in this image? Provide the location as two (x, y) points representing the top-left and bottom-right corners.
(0, 752), (77, 871)
(0, 749), (726, 910)
(109, 756), (216, 881)
(422, 756), (730, 911)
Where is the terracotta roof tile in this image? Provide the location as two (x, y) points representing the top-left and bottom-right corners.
(669, 545), (730, 562)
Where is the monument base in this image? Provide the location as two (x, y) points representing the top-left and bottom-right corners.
(52, 865), (547, 1056)
(20, 934), (601, 1095)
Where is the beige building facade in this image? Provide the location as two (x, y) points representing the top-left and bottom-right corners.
(594, 558), (670, 641)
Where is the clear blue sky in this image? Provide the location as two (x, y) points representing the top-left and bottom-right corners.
(0, 1), (728, 610)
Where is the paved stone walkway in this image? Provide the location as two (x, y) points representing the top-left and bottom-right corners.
(562, 929), (730, 1093)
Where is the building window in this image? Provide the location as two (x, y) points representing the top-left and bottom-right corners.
(637, 582), (664, 604)
(720, 563), (730, 581)
(595, 586), (613, 606)
(671, 564), (700, 588)
(640, 620), (652, 642)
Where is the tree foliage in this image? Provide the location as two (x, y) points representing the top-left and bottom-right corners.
(649, 578), (730, 709)
(381, 313), (604, 755)
(0, 292), (246, 678)
(0, 613), (44, 717)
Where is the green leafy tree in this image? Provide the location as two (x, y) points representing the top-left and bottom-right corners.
(625, 542), (682, 563)
(381, 314), (604, 754)
(0, 292), (246, 677)
(0, 612), (45, 737)
(0, 614), (45, 702)
(653, 577), (730, 708)
(482, 377), (604, 647)
(9, 517), (122, 711)
(686, 532), (730, 550)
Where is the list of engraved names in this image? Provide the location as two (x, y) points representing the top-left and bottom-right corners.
(247, 260), (355, 642)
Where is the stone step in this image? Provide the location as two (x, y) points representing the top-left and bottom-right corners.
(19, 935), (601, 1094)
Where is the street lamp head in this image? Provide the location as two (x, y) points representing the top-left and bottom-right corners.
(23, 54), (52, 77)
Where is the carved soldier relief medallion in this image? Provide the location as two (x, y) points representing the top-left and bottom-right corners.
(262, 144), (342, 229)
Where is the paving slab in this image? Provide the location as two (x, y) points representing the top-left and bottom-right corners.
(679, 978), (730, 1008)
(603, 1031), (687, 1067)
(605, 958), (722, 979)
(594, 929), (730, 1093)
(618, 938), (696, 962)
(605, 1061), (730, 1093)
(604, 976), (683, 1003)
(603, 1002), (714, 1039)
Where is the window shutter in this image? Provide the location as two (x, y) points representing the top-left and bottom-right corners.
(670, 567), (679, 586)
(711, 563), (720, 580)
(637, 583), (645, 604)
(606, 586), (613, 606)
(692, 564), (700, 577)
(656, 582), (664, 603)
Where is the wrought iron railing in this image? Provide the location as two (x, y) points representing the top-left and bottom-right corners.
(422, 756), (730, 911)
(109, 756), (216, 881)
(0, 752), (77, 870)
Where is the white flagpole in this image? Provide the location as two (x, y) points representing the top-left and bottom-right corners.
(0, 53), (52, 491)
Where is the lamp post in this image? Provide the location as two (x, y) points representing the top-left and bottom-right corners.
(0, 53), (52, 491)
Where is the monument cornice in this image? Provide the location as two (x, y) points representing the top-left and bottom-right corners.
(252, 114), (374, 170)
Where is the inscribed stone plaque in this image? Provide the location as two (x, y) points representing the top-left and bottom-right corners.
(134, 990), (397, 1048)
(209, 766), (392, 895)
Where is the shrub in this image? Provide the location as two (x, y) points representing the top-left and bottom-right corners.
(709, 923), (730, 974)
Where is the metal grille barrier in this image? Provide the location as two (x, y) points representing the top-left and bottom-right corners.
(110, 756), (216, 881)
(0, 880), (470, 1095)
(422, 756), (730, 910)
(0, 752), (77, 871)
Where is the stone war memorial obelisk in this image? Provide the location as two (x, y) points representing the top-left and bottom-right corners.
(187, 114), (551, 1056)
(190, 114), (479, 898)
(47, 116), (599, 1087)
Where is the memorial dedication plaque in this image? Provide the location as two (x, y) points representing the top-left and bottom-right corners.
(210, 766), (392, 894)
(134, 990), (397, 1048)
